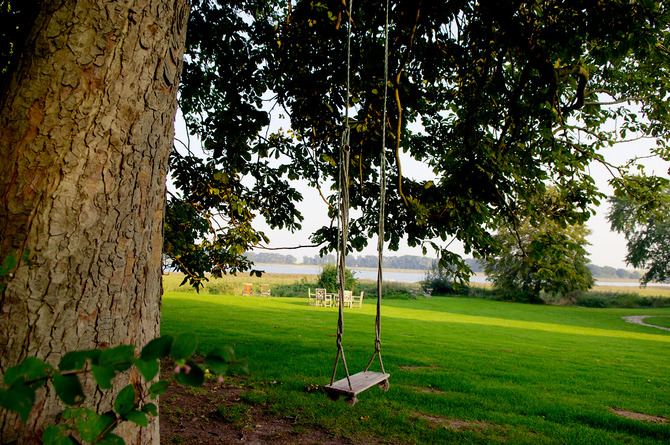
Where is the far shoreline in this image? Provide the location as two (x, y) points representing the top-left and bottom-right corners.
(251, 263), (657, 285)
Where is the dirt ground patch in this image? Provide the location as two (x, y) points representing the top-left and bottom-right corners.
(398, 366), (441, 371)
(609, 407), (668, 424)
(410, 412), (495, 432)
(159, 376), (384, 444)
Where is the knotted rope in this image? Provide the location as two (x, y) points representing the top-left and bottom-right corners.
(331, 0), (355, 389)
(365, 0), (389, 375)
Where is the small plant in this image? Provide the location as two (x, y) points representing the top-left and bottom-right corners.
(216, 404), (251, 428)
(0, 334), (246, 444)
(239, 389), (270, 405)
(422, 261), (463, 295)
(317, 263), (358, 292)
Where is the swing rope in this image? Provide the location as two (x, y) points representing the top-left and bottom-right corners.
(365, 0), (390, 375)
(330, 0), (355, 389)
(330, 0), (390, 391)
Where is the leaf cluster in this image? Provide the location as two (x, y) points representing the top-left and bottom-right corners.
(172, 1), (670, 285)
(608, 175), (670, 285)
(484, 188), (595, 303)
(0, 334), (245, 444)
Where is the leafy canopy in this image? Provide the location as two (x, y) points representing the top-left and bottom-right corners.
(608, 175), (670, 285)
(171, 0), (670, 284)
(484, 189), (595, 303)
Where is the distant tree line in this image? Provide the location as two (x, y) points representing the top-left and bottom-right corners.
(587, 265), (642, 280)
(244, 252), (298, 265)
(245, 252), (642, 280)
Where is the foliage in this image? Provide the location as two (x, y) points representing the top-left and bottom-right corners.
(166, 0), (670, 287)
(0, 335), (245, 444)
(0, 0), (38, 87)
(484, 190), (595, 303)
(245, 251), (298, 264)
(421, 261), (464, 295)
(607, 176), (670, 285)
(317, 263), (357, 292)
(574, 292), (670, 309)
(587, 264), (643, 280)
(267, 279), (313, 298)
(357, 281), (418, 300)
(164, 0), (304, 288)
(267, 0), (670, 281)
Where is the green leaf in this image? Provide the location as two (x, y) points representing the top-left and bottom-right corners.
(96, 433), (125, 445)
(148, 381), (168, 399)
(75, 408), (115, 443)
(124, 409), (148, 427)
(141, 402), (158, 417)
(98, 345), (135, 372)
(42, 425), (76, 445)
(175, 360), (205, 387)
(0, 253), (16, 275)
(61, 406), (79, 421)
(52, 373), (84, 406)
(113, 384), (136, 416)
(170, 333), (198, 361)
(2, 357), (53, 387)
(0, 384), (35, 422)
(131, 358), (159, 381)
(204, 356), (227, 376)
(208, 345), (235, 362)
(140, 336), (173, 361)
(59, 350), (101, 371)
(91, 364), (117, 390)
(204, 346), (235, 375)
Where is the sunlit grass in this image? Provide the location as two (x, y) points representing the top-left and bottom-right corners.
(161, 291), (670, 444)
(645, 316), (670, 329)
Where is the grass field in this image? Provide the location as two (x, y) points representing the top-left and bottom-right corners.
(161, 280), (670, 444)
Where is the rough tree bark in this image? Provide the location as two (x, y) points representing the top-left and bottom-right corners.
(0, 0), (189, 443)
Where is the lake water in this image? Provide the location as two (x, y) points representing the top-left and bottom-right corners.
(253, 264), (668, 288)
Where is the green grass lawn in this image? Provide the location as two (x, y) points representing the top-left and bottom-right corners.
(161, 292), (670, 444)
(645, 316), (670, 329)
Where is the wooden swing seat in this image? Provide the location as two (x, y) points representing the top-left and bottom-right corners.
(325, 371), (390, 399)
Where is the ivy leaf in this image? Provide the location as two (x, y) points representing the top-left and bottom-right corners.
(42, 425), (76, 445)
(2, 357), (52, 387)
(204, 346), (235, 375)
(140, 336), (173, 361)
(175, 360), (205, 387)
(124, 409), (148, 427)
(170, 333), (198, 361)
(0, 384), (35, 422)
(0, 253), (16, 275)
(74, 408), (115, 443)
(52, 373), (84, 406)
(131, 357), (159, 381)
(148, 381), (168, 399)
(141, 402), (158, 417)
(113, 384), (136, 416)
(96, 433), (124, 445)
(59, 350), (101, 371)
(91, 364), (117, 390)
(98, 345), (135, 372)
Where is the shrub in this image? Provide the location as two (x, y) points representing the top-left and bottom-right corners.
(358, 281), (417, 300)
(317, 263), (358, 292)
(574, 292), (670, 308)
(575, 296), (612, 308)
(422, 261), (470, 296)
(271, 280), (315, 298)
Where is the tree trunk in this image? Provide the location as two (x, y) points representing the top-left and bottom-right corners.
(0, 0), (189, 443)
